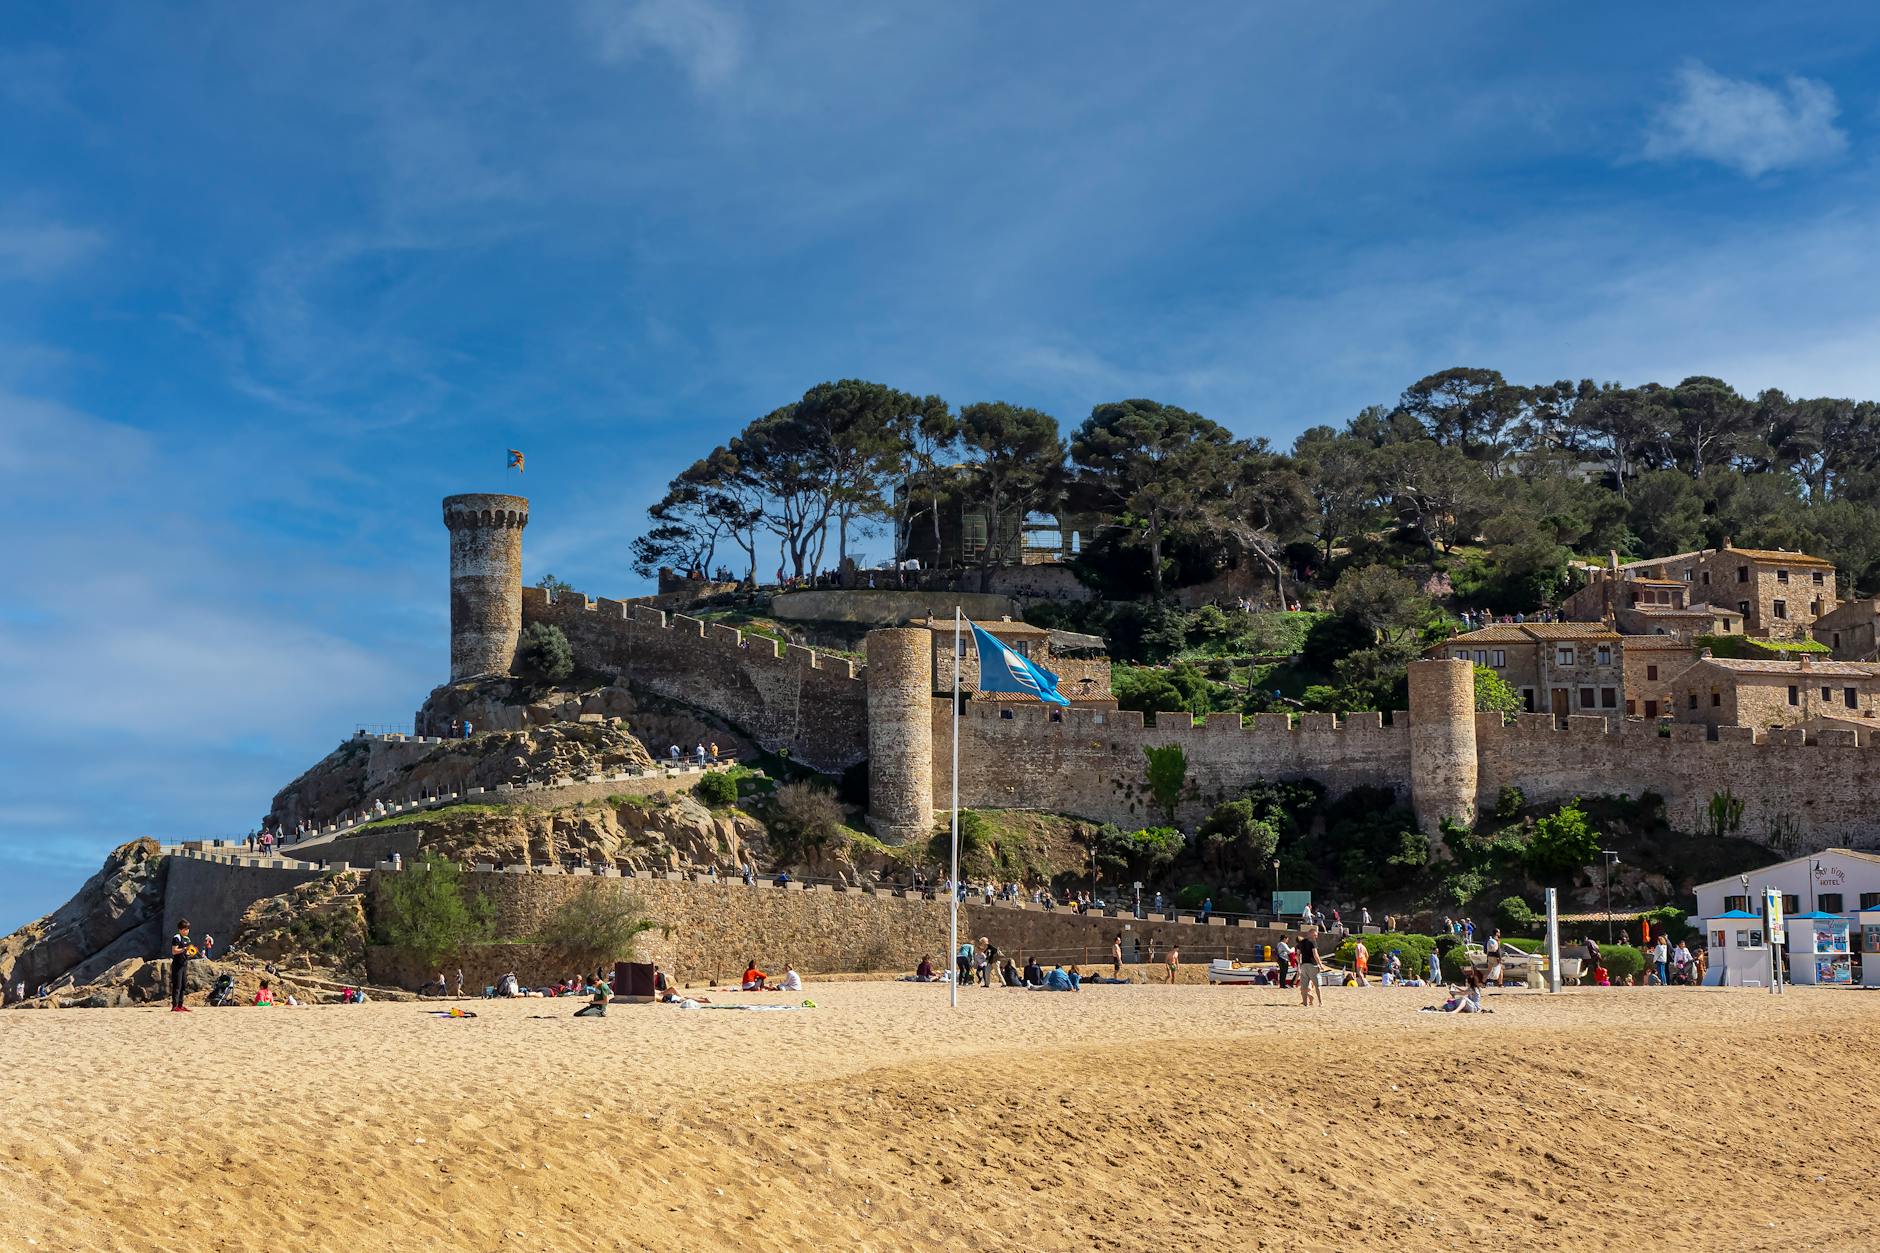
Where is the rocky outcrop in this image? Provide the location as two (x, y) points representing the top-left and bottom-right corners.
(269, 719), (660, 830)
(0, 839), (168, 993)
(232, 873), (371, 977)
(345, 790), (770, 873)
(416, 678), (757, 769)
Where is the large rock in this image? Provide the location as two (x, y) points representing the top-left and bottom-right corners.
(269, 718), (661, 830)
(0, 839), (167, 993)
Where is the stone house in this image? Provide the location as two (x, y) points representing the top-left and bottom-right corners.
(1562, 566), (1744, 639)
(1811, 598), (1880, 661)
(1430, 622), (1625, 715)
(1618, 546), (1838, 641)
(922, 615), (1113, 703)
(1619, 635), (1702, 719)
(1669, 656), (1880, 730)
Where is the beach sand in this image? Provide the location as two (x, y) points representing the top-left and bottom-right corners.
(2, 979), (1875, 1251)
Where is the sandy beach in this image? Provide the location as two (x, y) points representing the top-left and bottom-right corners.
(2, 979), (1875, 1251)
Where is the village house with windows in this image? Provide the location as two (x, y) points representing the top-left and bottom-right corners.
(1562, 555), (1744, 640)
(1614, 544), (1838, 641)
(1811, 598), (1880, 662)
(1428, 622), (1626, 715)
(1668, 654), (1880, 731)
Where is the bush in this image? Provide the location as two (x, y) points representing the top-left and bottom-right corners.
(1174, 884), (1214, 909)
(516, 621), (575, 687)
(1198, 799), (1280, 876)
(1473, 665), (1521, 717)
(1595, 943), (1645, 983)
(695, 771), (738, 807)
(529, 881), (655, 967)
(766, 782), (846, 861)
(1336, 932), (1438, 973)
(1142, 743), (1189, 822)
(1494, 785), (1525, 820)
(1524, 800), (1601, 882)
(374, 854), (495, 968)
(930, 809), (992, 871)
(1500, 937), (1543, 953)
(1497, 895), (1537, 932)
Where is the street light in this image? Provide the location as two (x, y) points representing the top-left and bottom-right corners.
(1271, 857), (1282, 919)
(1600, 850), (1621, 943)
(1133, 880), (1143, 919)
(1810, 861), (1824, 915)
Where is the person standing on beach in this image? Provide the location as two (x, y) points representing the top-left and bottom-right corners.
(1165, 945), (1179, 984)
(1295, 928), (1323, 1006)
(168, 919), (196, 1012)
(1353, 938), (1369, 987)
(1651, 935), (1669, 985)
(1111, 935), (1123, 977)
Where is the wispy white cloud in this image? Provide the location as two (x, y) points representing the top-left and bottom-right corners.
(581, 0), (747, 91)
(1643, 62), (1846, 177)
(0, 219), (104, 281)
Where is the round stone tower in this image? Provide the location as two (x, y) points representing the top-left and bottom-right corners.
(443, 493), (529, 682)
(1407, 657), (1479, 835)
(864, 627), (935, 843)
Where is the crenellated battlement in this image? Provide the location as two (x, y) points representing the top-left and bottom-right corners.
(954, 700), (1406, 742)
(522, 586), (866, 683)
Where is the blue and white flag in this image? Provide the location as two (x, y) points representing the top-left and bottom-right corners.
(969, 622), (1069, 705)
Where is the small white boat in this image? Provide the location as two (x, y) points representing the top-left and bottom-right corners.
(1206, 958), (1275, 985)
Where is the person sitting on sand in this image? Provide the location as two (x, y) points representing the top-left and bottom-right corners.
(574, 980), (609, 1017)
(1023, 956), (1044, 987)
(778, 964), (803, 992)
(1426, 970), (1485, 1013)
(999, 958), (1023, 988)
(914, 956), (935, 982)
(253, 979), (275, 1007)
(742, 961), (769, 991)
(1038, 964), (1078, 992)
(1065, 965), (1084, 991)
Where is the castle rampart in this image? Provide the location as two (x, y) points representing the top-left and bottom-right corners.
(864, 629), (934, 842)
(521, 586), (868, 771)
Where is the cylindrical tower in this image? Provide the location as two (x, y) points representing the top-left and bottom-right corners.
(865, 627), (934, 843)
(1407, 658), (1479, 836)
(443, 493), (529, 682)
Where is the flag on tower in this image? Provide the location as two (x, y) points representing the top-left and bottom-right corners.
(968, 621), (1068, 705)
(507, 449), (525, 474)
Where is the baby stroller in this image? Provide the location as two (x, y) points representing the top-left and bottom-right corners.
(206, 973), (237, 1007)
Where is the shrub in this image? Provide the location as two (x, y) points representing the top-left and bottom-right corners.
(1198, 799), (1280, 876)
(516, 621), (575, 687)
(1494, 785), (1525, 820)
(695, 771), (738, 807)
(374, 854), (495, 968)
(1336, 932), (1438, 973)
(529, 881), (655, 968)
(766, 782), (846, 861)
(1142, 744), (1188, 823)
(1442, 870), (1486, 910)
(1473, 665), (1521, 717)
(1500, 937), (1543, 953)
(1595, 943), (1645, 983)
(930, 809), (992, 870)
(1174, 884), (1214, 909)
(1497, 895), (1537, 932)
(1524, 800), (1601, 882)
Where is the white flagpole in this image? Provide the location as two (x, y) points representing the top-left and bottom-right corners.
(949, 606), (962, 1009)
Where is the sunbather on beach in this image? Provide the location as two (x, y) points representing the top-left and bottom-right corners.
(1425, 970), (1485, 1013)
(742, 960), (769, 991)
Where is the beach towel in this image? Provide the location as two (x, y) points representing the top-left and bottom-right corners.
(424, 1009), (478, 1018)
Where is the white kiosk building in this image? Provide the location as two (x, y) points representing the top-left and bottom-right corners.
(1785, 911), (1854, 985)
(1702, 909), (1771, 987)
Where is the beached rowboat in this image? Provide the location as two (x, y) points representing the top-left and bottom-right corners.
(1206, 958), (1274, 985)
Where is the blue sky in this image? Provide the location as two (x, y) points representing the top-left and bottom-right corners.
(6, 3), (1880, 928)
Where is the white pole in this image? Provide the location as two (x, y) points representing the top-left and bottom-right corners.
(949, 606), (962, 1009)
(1544, 886), (1560, 993)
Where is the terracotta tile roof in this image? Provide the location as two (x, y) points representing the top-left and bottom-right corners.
(1441, 623), (1618, 645)
(1692, 657), (1880, 679)
(1723, 547), (1835, 567)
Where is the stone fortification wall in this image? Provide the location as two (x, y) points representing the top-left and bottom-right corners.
(523, 587), (868, 771)
(162, 853), (330, 950)
(938, 702), (1414, 827)
(366, 870), (1287, 988)
(1474, 715), (1880, 850)
(771, 588), (1017, 625)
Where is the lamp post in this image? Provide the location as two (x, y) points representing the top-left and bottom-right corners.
(1271, 857), (1281, 919)
(1600, 850), (1620, 943)
(1133, 880), (1143, 919)
(1810, 860), (1823, 915)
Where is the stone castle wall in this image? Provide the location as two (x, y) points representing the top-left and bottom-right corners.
(936, 701), (1416, 827)
(444, 494), (528, 682)
(366, 870), (1288, 988)
(522, 586), (868, 771)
